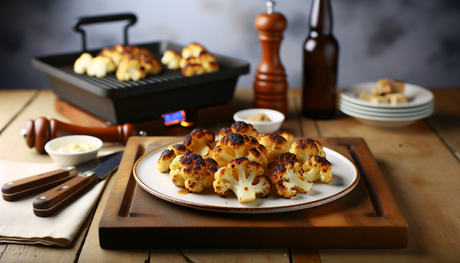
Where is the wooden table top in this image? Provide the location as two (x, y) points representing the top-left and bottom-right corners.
(0, 88), (459, 262)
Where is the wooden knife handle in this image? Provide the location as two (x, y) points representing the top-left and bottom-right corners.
(24, 117), (137, 153)
(32, 171), (97, 217)
(1, 167), (77, 201)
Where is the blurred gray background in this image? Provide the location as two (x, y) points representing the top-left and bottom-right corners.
(1, 0), (459, 90)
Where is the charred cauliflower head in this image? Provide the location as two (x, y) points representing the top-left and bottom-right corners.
(161, 49), (182, 70)
(169, 153), (218, 193)
(157, 143), (188, 173)
(266, 152), (299, 176)
(303, 155), (333, 183)
(213, 157), (271, 203)
(183, 128), (216, 158)
(218, 121), (259, 139)
(247, 145), (269, 171)
(289, 138), (326, 164)
(270, 160), (313, 199)
(272, 131), (293, 144)
(258, 133), (290, 162)
(213, 133), (259, 167)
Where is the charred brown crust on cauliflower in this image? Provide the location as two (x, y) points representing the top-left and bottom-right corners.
(270, 160), (313, 199)
(303, 155), (333, 183)
(157, 144), (189, 173)
(213, 157), (271, 203)
(289, 138), (326, 164)
(272, 131), (294, 144)
(247, 145), (269, 171)
(183, 128), (216, 158)
(266, 152), (299, 175)
(258, 133), (290, 162)
(169, 152), (218, 193)
(213, 133), (260, 167)
(218, 121), (259, 139)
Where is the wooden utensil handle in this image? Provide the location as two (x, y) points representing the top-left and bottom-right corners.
(33, 172), (97, 217)
(24, 117), (137, 153)
(1, 167), (77, 201)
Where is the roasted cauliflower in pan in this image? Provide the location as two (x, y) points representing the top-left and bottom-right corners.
(161, 49), (182, 70)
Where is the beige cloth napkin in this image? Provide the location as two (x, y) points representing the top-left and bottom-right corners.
(0, 155), (111, 247)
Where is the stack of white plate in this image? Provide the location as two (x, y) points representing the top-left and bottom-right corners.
(339, 82), (434, 128)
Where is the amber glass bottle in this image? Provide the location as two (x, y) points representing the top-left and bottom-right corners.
(302, 0), (339, 119)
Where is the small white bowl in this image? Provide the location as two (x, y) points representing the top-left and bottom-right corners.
(233, 108), (285, 134)
(45, 135), (103, 167)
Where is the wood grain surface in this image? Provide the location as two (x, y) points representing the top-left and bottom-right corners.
(97, 136), (407, 250)
(0, 88), (459, 263)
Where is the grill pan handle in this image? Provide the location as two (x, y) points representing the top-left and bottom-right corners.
(72, 13), (137, 52)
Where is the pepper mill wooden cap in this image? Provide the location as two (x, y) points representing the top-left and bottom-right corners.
(253, 1), (288, 115)
(255, 1), (287, 33)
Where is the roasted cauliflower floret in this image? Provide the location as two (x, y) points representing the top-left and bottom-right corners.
(219, 121), (259, 139)
(161, 49), (182, 70)
(183, 128), (216, 158)
(266, 152), (299, 176)
(199, 52), (219, 73)
(303, 155), (333, 183)
(157, 144), (188, 173)
(289, 138), (326, 164)
(213, 133), (259, 167)
(247, 145), (269, 171)
(213, 157), (271, 203)
(87, 55), (116, 78)
(181, 63), (206, 77)
(182, 42), (207, 59)
(270, 160), (313, 199)
(169, 153), (218, 193)
(74, 53), (93, 74)
(273, 131), (293, 144)
(258, 133), (290, 162)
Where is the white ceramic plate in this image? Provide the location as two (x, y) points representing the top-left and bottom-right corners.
(339, 98), (433, 114)
(133, 144), (360, 214)
(339, 103), (433, 120)
(340, 82), (434, 108)
(339, 101), (433, 118)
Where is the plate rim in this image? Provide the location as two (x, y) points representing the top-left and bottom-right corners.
(339, 102), (433, 118)
(133, 142), (361, 214)
(339, 98), (433, 113)
(340, 104), (433, 121)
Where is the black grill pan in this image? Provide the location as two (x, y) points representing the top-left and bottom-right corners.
(31, 13), (249, 124)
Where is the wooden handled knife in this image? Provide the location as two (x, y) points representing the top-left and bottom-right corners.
(32, 152), (123, 217)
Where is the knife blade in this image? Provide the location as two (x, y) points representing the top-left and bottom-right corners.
(1, 151), (122, 201)
(32, 152), (123, 217)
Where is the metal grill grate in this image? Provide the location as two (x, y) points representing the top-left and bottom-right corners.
(60, 65), (184, 90)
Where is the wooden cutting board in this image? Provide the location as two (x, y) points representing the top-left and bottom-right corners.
(99, 136), (407, 249)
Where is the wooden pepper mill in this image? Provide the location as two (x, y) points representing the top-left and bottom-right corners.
(23, 117), (140, 153)
(253, 1), (288, 115)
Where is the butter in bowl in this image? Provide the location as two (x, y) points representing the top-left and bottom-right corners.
(45, 135), (103, 167)
(233, 108), (285, 134)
